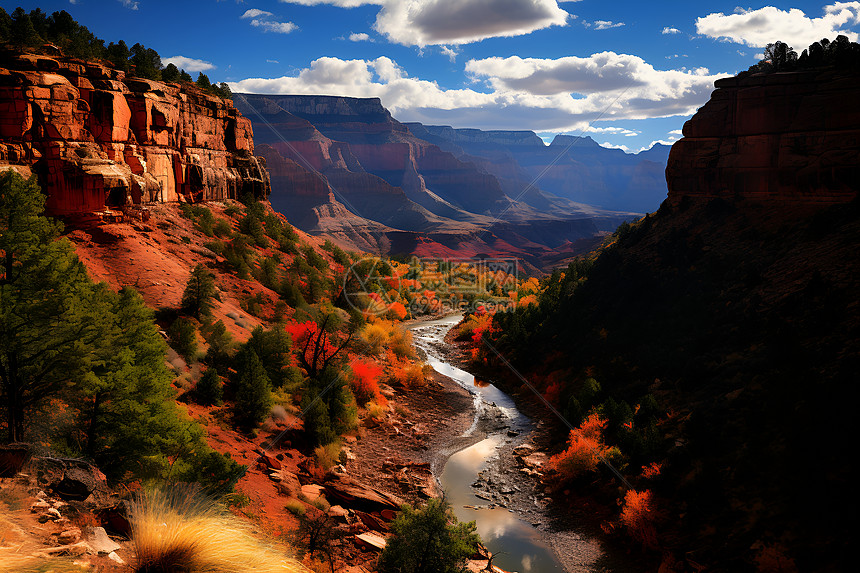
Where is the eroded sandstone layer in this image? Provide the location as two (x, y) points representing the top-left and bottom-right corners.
(667, 69), (860, 204)
(0, 51), (270, 214)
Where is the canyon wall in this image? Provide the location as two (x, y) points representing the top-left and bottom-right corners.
(666, 69), (860, 204)
(0, 51), (270, 215)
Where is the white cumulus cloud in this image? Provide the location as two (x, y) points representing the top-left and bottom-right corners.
(662, 27), (681, 34)
(251, 19), (298, 33)
(230, 52), (729, 132)
(593, 20), (624, 30)
(279, 0), (570, 46)
(241, 8), (297, 34)
(696, 2), (860, 49)
(241, 9), (274, 19)
(162, 56), (216, 72)
(349, 32), (372, 41)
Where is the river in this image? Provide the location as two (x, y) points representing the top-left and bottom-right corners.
(411, 315), (611, 573)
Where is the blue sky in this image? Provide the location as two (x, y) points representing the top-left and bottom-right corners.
(6, 1), (860, 151)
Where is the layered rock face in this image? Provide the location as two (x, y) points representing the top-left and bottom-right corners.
(667, 69), (860, 204)
(0, 51), (269, 215)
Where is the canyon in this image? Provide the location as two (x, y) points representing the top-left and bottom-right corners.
(234, 93), (647, 271)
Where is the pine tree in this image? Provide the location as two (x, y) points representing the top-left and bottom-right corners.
(168, 317), (198, 362)
(195, 368), (223, 406)
(234, 350), (272, 426)
(162, 63), (180, 83)
(240, 326), (292, 388)
(201, 319), (235, 374)
(0, 172), (95, 443)
(181, 264), (216, 320)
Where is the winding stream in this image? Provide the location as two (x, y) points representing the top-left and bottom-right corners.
(411, 315), (572, 573)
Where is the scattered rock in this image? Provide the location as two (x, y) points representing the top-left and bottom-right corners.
(354, 532), (387, 552)
(58, 527), (82, 545)
(86, 526), (121, 554)
(108, 551), (126, 565)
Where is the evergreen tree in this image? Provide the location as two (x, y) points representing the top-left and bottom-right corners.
(0, 9), (13, 43)
(379, 499), (480, 573)
(10, 7), (41, 48)
(162, 63), (180, 83)
(240, 326), (292, 388)
(234, 350), (272, 426)
(130, 42), (162, 80)
(196, 72), (212, 90)
(195, 368), (223, 406)
(107, 40), (131, 72)
(201, 319), (235, 374)
(181, 263), (216, 320)
(0, 172), (95, 443)
(168, 317), (198, 362)
(179, 69), (193, 83)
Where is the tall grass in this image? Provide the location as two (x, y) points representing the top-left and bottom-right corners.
(129, 487), (305, 573)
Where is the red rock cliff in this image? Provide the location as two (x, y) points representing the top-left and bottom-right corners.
(0, 51), (270, 214)
(667, 69), (860, 205)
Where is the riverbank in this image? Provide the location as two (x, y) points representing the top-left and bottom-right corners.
(440, 325), (619, 573)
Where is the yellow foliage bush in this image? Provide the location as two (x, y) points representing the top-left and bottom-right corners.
(358, 320), (414, 359)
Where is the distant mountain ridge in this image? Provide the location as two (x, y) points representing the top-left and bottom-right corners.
(407, 123), (672, 213)
(236, 94), (658, 271)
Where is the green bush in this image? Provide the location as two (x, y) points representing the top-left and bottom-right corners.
(379, 498), (480, 573)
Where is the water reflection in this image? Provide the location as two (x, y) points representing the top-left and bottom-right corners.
(411, 317), (567, 573)
(441, 438), (565, 573)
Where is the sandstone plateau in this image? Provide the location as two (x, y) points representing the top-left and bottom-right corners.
(667, 68), (860, 205)
(0, 49), (270, 215)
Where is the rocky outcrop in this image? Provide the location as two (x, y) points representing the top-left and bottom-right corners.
(0, 50), (269, 215)
(666, 69), (860, 204)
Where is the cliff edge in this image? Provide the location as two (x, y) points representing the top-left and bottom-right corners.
(667, 68), (860, 205)
(0, 49), (270, 215)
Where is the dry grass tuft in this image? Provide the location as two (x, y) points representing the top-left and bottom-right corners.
(129, 487), (305, 573)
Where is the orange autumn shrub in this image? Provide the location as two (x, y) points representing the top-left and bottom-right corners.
(387, 301), (408, 320)
(548, 413), (608, 479)
(620, 489), (659, 548)
(389, 362), (427, 388)
(350, 360), (387, 407)
(518, 294), (538, 307)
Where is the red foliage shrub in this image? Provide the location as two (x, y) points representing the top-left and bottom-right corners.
(620, 489), (658, 549)
(350, 360), (386, 407)
(548, 413), (608, 479)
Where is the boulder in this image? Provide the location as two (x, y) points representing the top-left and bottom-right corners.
(86, 526), (121, 554)
(52, 465), (101, 501)
(323, 473), (402, 514)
